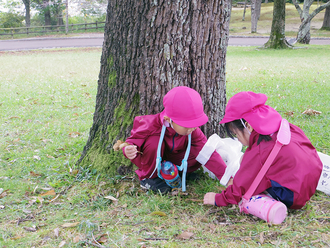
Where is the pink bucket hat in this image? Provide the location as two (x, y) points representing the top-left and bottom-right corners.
(219, 91), (282, 135)
(163, 86), (208, 128)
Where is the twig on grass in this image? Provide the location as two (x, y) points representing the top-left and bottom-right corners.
(84, 241), (109, 248)
(146, 237), (169, 241)
(92, 232), (105, 248)
(120, 220), (155, 226)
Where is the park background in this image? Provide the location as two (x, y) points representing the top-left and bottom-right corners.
(0, 0), (330, 247)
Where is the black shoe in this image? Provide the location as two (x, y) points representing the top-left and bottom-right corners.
(140, 177), (172, 194)
(186, 171), (200, 181)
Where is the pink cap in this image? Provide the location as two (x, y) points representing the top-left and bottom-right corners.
(219, 91), (282, 135)
(163, 86), (208, 128)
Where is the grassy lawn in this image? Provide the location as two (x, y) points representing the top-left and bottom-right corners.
(0, 46), (329, 247)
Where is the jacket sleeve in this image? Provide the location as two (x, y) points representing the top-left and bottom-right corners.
(190, 129), (227, 179)
(214, 146), (266, 206)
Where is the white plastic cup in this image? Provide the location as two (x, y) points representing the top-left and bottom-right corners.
(239, 194), (287, 224)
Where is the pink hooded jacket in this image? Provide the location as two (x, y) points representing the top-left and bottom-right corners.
(123, 111), (227, 181)
(215, 123), (323, 209)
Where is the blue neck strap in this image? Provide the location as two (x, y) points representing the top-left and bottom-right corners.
(153, 125), (191, 192)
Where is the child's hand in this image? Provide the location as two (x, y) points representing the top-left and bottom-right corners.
(125, 145), (138, 160)
(203, 192), (217, 205)
(226, 178), (233, 187)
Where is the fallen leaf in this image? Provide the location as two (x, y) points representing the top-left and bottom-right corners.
(58, 241), (66, 247)
(33, 155), (41, 161)
(96, 234), (108, 244)
(113, 140), (129, 151)
(9, 116), (20, 119)
(100, 223), (109, 227)
(284, 111), (294, 117)
(54, 228), (60, 237)
(104, 195), (118, 201)
(61, 222), (80, 228)
(73, 235), (82, 243)
(0, 189), (9, 199)
(260, 231), (264, 244)
(150, 211), (167, 217)
(23, 226), (37, 232)
(46, 154), (55, 159)
(30, 171), (41, 177)
(40, 189), (56, 197)
(177, 231), (194, 239)
(302, 109), (322, 116)
(69, 132), (81, 138)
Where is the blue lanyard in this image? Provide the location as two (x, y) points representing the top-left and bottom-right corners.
(153, 125), (191, 192)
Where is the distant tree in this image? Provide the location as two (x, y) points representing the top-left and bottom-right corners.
(51, 0), (64, 25)
(321, 5), (330, 30)
(71, 0), (107, 18)
(292, 0), (330, 44)
(22, 0), (31, 27)
(242, 0), (248, 21)
(78, 0), (231, 175)
(251, 0), (262, 32)
(33, 0), (52, 26)
(263, 0), (293, 48)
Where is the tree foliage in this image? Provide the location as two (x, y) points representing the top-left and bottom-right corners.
(0, 11), (24, 28)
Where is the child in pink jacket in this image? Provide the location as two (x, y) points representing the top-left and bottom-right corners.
(204, 91), (322, 209)
(123, 86), (227, 193)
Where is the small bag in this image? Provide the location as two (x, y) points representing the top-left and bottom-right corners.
(239, 119), (291, 224)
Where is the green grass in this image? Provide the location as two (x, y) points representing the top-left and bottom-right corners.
(0, 46), (329, 247)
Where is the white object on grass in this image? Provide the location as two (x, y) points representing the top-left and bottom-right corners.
(317, 151), (330, 195)
(196, 134), (243, 186)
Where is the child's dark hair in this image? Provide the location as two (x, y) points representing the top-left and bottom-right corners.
(225, 118), (272, 145)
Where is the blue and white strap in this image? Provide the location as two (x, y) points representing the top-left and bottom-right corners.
(150, 125), (191, 192)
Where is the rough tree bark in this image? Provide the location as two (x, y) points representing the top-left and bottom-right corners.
(78, 0), (232, 175)
(22, 0), (31, 27)
(321, 6), (330, 30)
(263, 0), (293, 48)
(292, 0), (330, 44)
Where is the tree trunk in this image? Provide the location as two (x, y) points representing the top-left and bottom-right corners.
(22, 0), (31, 27)
(256, 0), (262, 20)
(78, 0), (231, 175)
(293, 0), (330, 44)
(264, 0), (292, 48)
(251, 0), (257, 32)
(297, 20), (311, 44)
(251, 0), (261, 32)
(43, 0), (51, 26)
(243, 0), (248, 21)
(321, 6), (330, 30)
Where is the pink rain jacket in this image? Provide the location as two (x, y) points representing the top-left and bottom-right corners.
(123, 112), (227, 181)
(215, 123), (323, 209)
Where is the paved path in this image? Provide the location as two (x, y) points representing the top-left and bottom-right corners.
(0, 34), (329, 51)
